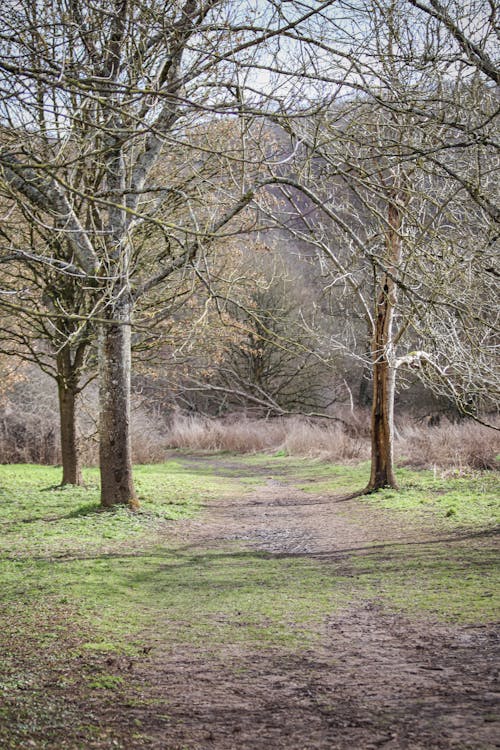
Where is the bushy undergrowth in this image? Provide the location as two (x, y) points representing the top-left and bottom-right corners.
(397, 419), (499, 471)
(162, 413), (498, 473)
(0, 380), (498, 472)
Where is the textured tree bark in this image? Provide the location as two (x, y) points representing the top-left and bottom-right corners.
(367, 333), (398, 491)
(58, 381), (83, 486)
(366, 197), (401, 492)
(98, 298), (138, 509)
(56, 348), (83, 486)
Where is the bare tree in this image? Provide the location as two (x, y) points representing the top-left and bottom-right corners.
(0, 256), (95, 485)
(259, 0), (498, 489)
(0, 193), (98, 484)
(165, 246), (349, 418)
(0, 0), (335, 507)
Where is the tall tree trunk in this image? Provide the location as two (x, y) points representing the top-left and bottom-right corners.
(367, 334), (398, 491)
(98, 297), (138, 509)
(358, 366), (372, 407)
(366, 196), (402, 492)
(56, 349), (83, 486)
(58, 380), (83, 486)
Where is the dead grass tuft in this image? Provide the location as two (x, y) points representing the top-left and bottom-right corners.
(396, 418), (499, 471)
(165, 414), (288, 453)
(160, 413), (499, 472)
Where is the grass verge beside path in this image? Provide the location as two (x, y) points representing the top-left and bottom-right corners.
(0, 456), (498, 748)
(285, 456), (499, 622)
(286, 458), (500, 527)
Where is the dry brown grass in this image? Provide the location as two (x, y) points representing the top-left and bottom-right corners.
(164, 414), (289, 454)
(396, 418), (500, 471)
(160, 413), (499, 472)
(0, 369), (497, 475)
(163, 412), (371, 462)
(280, 419), (370, 463)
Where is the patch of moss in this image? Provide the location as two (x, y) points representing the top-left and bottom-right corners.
(87, 674), (124, 690)
(0, 461), (246, 558)
(349, 541), (499, 623)
(364, 468), (500, 528)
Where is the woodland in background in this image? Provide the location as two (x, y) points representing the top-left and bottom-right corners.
(0, 362), (498, 474)
(0, 0), (497, 502)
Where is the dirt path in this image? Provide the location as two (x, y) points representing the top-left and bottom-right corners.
(118, 459), (499, 750)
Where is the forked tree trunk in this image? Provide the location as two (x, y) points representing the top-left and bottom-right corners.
(366, 196), (402, 492)
(56, 348), (83, 486)
(98, 298), (138, 509)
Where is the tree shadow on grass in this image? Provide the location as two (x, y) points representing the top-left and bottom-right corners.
(16, 525), (499, 567)
(12, 501), (138, 526)
(14, 502), (106, 525)
(65, 502), (111, 518)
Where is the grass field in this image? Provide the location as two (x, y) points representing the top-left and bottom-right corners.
(0, 456), (498, 748)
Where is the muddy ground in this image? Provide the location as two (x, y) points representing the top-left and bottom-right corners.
(5, 457), (500, 749)
(104, 458), (499, 750)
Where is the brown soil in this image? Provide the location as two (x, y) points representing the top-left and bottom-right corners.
(5, 457), (499, 749)
(102, 458), (499, 750)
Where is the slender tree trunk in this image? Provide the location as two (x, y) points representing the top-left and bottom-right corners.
(98, 297), (138, 509)
(366, 196), (402, 492)
(358, 367), (372, 407)
(58, 380), (83, 486)
(56, 348), (83, 486)
(367, 334), (398, 490)
(358, 338), (373, 407)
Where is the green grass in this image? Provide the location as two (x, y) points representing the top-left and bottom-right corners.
(364, 467), (499, 527)
(349, 541), (498, 623)
(0, 456), (498, 748)
(289, 459), (500, 528)
(0, 544), (353, 652)
(1, 458), (497, 652)
(0, 461), (246, 558)
(0, 461), (349, 655)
